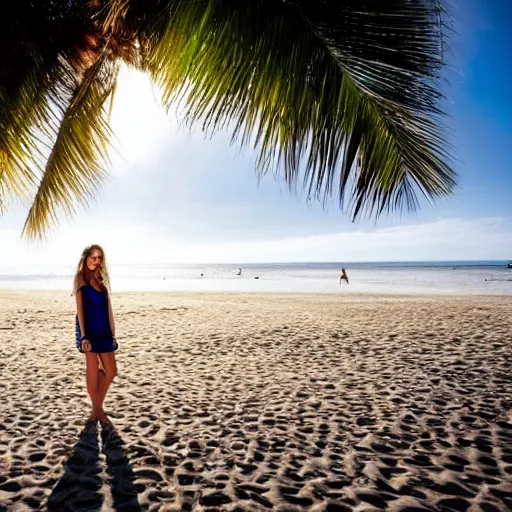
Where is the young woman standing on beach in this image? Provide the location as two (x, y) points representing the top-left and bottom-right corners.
(73, 245), (118, 426)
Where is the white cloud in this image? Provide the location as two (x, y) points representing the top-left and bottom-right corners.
(160, 216), (511, 263)
(1, 216), (510, 269)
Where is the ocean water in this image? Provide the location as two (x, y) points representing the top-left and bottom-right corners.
(1, 261), (511, 295)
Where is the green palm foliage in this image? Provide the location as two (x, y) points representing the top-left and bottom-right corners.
(0, 0), (455, 239)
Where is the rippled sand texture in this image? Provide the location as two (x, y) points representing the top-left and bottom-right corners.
(1, 291), (512, 511)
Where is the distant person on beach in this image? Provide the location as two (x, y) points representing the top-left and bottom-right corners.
(73, 245), (118, 427)
(339, 267), (349, 285)
(236, 268), (242, 276)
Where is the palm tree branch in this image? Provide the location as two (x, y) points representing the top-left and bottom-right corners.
(22, 54), (119, 239)
(137, 0), (454, 218)
(0, 0), (104, 210)
(1, 0), (456, 238)
(0, 56), (52, 204)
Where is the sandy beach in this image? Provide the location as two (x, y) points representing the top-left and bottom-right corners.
(1, 290), (511, 511)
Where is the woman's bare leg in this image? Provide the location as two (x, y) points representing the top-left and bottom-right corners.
(96, 352), (117, 420)
(85, 352), (102, 419)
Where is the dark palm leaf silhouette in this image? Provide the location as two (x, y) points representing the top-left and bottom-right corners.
(0, 0), (455, 239)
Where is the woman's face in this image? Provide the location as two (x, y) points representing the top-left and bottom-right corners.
(86, 249), (103, 272)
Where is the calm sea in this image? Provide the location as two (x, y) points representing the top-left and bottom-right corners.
(1, 261), (511, 295)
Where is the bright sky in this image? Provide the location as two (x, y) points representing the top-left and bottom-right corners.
(1, 0), (511, 266)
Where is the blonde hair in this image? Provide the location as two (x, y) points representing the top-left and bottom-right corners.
(72, 244), (111, 295)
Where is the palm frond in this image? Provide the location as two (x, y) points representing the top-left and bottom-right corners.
(1, 0), (455, 239)
(138, 0), (455, 219)
(22, 54), (119, 239)
(0, 0), (103, 221)
(0, 55), (53, 206)
(0, 0), (122, 238)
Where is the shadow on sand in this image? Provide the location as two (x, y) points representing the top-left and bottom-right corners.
(47, 421), (103, 511)
(101, 424), (142, 511)
(47, 421), (141, 512)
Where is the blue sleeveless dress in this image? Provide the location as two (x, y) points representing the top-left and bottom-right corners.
(75, 284), (118, 353)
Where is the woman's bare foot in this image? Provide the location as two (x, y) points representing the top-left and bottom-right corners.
(98, 412), (113, 429)
(95, 407), (106, 422)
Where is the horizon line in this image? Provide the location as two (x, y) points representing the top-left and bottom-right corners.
(3, 258), (511, 268)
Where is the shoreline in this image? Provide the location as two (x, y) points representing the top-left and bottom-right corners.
(1, 288), (512, 300)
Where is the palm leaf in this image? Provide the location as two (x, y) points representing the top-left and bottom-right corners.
(1, 0), (455, 238)
(0, 1), (91, 178)
(0, 56), (52, 207)
(22, 53), (119, 239)
(0, 0), (109, 227)
(138, 0), (455, 219)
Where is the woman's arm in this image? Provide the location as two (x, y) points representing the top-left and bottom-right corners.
(76, 283), (91, 351)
